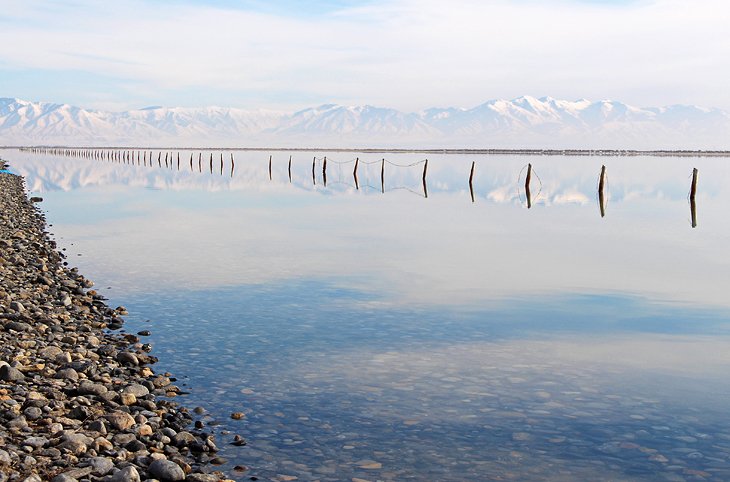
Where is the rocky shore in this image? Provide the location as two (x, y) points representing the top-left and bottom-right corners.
(0, 163), (230, 482)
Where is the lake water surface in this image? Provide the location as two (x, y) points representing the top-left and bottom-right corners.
(4, 148), (730, 481)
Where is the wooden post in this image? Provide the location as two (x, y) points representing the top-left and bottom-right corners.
(177, 152), (180, 170)
(598, 165), (606, 218)
(690, 168), (698, 201)
(269, 155), (272, 181)
(190, 153), (193, 170)
(381, 158), (385, 193)
(525, 163), (532, 209)
(422, 159), (429, 198)
(323, 157), (327, 186)
(312, 156), (316, 185)
(198, 152), (202, 172)
(220, 153), (223, 175)
(209, 153), (213, 174)
(469, 161), (475, 203)
(690, 168), (698, 228)
(353, 157), (359, 190)
(288, 155), (292, 183)
(158, 152), (161, 167)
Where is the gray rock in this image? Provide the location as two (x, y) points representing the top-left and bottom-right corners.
(87, 456), (114, 476)
(59, 467), (92, 479)
(148, 459), (185, 481)
(51, 475), (78, 482)
(23, 436), (48, 449)
(78, 380), (108, 396)
(106, 411), (136, 430)
(57, 432), (93, 455)
(61, 432), (94, 446)
(23, 407), (43, 420)
(54, 368), (79, 381)
(21, 475), (42, 482)
(0, 449), (11, 463)
(111, 466), (141, 482)
(122, 383), (149, 398)
(39, 345), (63, 358)
(0, 364), (25, 382)
(9, 301), (25, 312)
(6, 321), (30, 332)
(116, 351), (139, 366)
(87, 419), (107, 434)
(113, 433), (137, 445)
(172, 431), (195, 447)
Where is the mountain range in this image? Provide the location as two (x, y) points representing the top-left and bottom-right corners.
(2, 96), (729, 149)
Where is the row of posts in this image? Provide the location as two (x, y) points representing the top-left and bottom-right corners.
(21, 148), (699, 227)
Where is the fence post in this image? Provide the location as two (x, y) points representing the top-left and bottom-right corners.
(525, 163), (532, 209)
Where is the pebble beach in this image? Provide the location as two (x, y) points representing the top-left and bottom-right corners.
(0, 162), (230, 482)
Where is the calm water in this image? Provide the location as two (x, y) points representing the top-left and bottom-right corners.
(4, 148), (730, 481)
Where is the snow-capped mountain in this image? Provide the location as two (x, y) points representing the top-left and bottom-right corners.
(2, 96), (729, 149)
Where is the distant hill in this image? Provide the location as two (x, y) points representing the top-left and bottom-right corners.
(2, 96), (729, 149)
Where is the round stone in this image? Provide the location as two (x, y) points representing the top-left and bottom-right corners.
(148, 459), (186, 481)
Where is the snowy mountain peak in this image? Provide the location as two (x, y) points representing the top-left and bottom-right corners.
(1, 96), (729, 149)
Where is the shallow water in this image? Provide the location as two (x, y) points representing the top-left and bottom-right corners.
(4, 148), (730, 481)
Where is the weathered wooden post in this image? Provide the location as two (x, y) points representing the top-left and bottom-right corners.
(469, 161), (475, 203)
(525, 163), (532, 209)
(690, 168), (698, 228)
(158, 152), (161, 167)
(288, 155), (292, 183)
(598, 165), (607, 218)
(312, 156), (316, 185)
(220, 153), (223, 175)
(381, 158), (385, 193)
(353, 157), (359, 190)
(323, 157), (328, 186)
(269, 155), (273, 181)
(209, 153), (213, 174)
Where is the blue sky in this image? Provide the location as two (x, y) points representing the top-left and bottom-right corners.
(1, 0), (729, 112)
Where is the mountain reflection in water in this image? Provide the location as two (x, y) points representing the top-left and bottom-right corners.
(3, 148), (730, 481)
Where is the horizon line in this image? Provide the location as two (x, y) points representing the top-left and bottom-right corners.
(10, 146), (730, 158)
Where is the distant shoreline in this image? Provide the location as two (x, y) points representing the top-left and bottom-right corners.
(5, 146), (730, 157)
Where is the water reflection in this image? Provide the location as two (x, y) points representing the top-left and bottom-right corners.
(3, 147), (730, 480)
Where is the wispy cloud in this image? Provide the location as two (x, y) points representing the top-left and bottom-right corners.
(0, 0), (728, 111)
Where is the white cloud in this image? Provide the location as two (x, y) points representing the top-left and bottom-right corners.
(1, 0), (729, 111)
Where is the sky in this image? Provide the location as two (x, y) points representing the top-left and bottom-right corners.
(1, 0), (729, 112)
